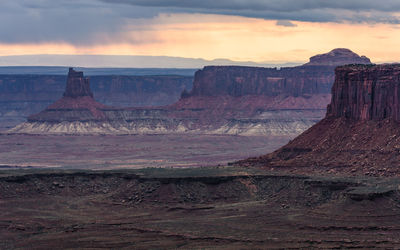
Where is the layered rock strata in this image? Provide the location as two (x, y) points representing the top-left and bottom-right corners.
(167, 48), (370, 135)
(239, 64), (400, 176)
(0, 73), (192, 130)
(64, 68), (93, 98)
(184, 49), (370, 99)
(184, 65), (333, 98)
(27, 68), (108, 122)
(10, 49), (371, 135)
(328, 65), (400, 121)
(9, 69), (192, 134)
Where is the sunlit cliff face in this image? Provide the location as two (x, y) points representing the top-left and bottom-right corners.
(1, 13), (400, 63)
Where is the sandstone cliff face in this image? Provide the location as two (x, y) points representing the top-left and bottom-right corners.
(28, 69), (109, 122)
(185, 65), (334, 98)
(10, 67), (325, 135)
(239, 64), (400, 176)
(92, 75), (192, 106)
(9, 49), (372, 136)
(0, 74), (192, 129)
(328, 65), (400, 121)
(184, 48), (370, 100)
(64, 68), (93, 98)
(173, 65), (333, 133)
(165, 49), (371, 135)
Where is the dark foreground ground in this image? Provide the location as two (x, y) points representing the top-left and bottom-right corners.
(1, 167), (400, 249)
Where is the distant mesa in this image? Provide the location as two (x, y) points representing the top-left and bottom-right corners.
(304, 48), (371, 66)
(9, 48), (372, 135)
(182, 48), (371, 99)
(169, 48), (371, 136)
(28, 68), (108, 122)
(238, 64), (400, 176)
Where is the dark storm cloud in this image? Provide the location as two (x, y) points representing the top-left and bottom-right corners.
(2, 0), (400, 45)
(0, 0), (158, 45)
(99, 0), (400, 23)
(98, 0), (400, 12)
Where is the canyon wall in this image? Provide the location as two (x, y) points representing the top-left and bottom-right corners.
(240, 64), (400, 176)
(327, 64), (400, 121)
(185, 65), (334, 98)
(168, 49), (371, 135)
(184, 48), (370, 100)
(0, 74), (192, 129)
(10, 68), (327, 135)
(8, 48), (372, 136)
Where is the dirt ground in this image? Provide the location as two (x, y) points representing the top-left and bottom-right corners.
(1, 167), (400, 249)
(0, 134), (290, 169)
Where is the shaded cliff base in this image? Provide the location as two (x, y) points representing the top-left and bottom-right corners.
(2, 167), (400, 249)
(238, 117), (400, 177)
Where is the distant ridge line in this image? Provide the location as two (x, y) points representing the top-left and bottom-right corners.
(0, 66), (198, 76)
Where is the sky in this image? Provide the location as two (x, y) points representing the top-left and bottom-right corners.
(1, 0), (400, 65)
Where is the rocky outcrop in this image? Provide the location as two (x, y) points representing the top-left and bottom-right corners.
(184, 49), (370, 99)
(27, 69), (109, 122)
(64, 68), (93, 98)
(164, 48), (371, 135)
(9, 69), (191, 134)
(327, 64), (400, 121)
(184, 65), (334, 98)
(304, 48), (371, 66)
(238, 64), (400, 176)
(9, 49), (372, 136)
(0, 74), (192, 130)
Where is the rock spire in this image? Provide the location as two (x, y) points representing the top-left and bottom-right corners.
(64, 68), (93, 98)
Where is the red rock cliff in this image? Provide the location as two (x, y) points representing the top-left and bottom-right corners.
(186, 65), (334, 98)
(64, 68), (93, 98)
(184, 49), (371, 99)
(28, 68), (108, 121)
(327, 64), (400, 121)
(238, 64), (400, 176)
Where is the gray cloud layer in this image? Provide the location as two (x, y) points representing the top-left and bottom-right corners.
(100, 0), (400, 12)
(0, 0), (158, 44)
(1, 0), (400, 45)
(99, 0), (400, 23)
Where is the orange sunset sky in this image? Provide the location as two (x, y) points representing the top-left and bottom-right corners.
(2, 1), (400, 65)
